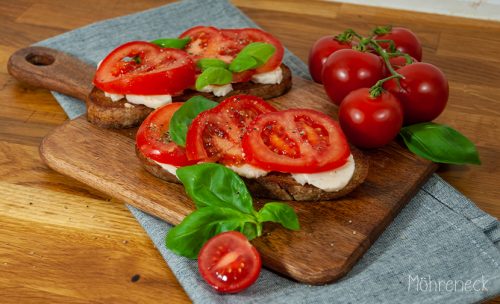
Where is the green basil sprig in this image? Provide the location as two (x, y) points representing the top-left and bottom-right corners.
(169, 96), (217, 147)
(151, 37), (190, 49)
(229, 42), (276, 73)
(195, 67), (233, 90)
(166, 163), (300, 259)
(197, 58), (228, 71)
(400, 122), (481, 165)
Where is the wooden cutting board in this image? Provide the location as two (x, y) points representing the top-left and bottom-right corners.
(9, 46), (436, 285)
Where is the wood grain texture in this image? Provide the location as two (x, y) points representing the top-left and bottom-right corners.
(1, 0), (499, 302)
(39, 76), (436, 284)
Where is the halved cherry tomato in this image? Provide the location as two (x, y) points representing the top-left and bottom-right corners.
(198, 231), (261, 293)
(242, 109), (350, 173)
(180, 27), (284, 76)
(94, 41), (196, 95)
(186, 95), (277, 165)
(136, 103), (194, 166)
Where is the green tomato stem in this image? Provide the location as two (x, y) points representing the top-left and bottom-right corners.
(369, 74), (402, 98)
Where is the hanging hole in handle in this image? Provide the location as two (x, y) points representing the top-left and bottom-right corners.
(25, 53), (55, 66)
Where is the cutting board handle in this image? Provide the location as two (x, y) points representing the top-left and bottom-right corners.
(7, 46), (96, 101)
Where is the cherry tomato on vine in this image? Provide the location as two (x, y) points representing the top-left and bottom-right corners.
(322, 49), (384, 105)
(374, 27), (422, 61)
(198, 231), (261, 293)
(383, 62), (449, 125)
(338, 88), (403, 148)
(308, 36), (352, 84)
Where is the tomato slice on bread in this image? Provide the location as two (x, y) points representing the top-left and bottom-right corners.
(242, 109), (351, 173)
(94, 41), (195, 95)
(136, 103), (194, 167)
(179, 27), (284, 80)
(186, 95), (277, 165)
(198, 231), (261, 293)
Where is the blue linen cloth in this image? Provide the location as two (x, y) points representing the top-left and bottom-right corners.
(36, 0), (500, 302)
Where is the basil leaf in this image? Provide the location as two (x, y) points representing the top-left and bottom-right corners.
(166, 207), (255, 259)
(257, 203), (300, 231)
(197, 58), (228, 71)
(151, 37), (190, 49)
(229, 42), (276, 73)
(195, 67), (233, 91)
(176, 163), (254, 214)
(169, 96), (218, 147)
(400, 122), (481, 165)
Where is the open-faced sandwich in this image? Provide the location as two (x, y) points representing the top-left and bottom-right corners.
(136, 95), (368, 201)
(90, 27), (292, 128)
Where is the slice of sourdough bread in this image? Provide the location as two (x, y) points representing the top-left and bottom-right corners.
(87, 64), (292, 128)
(136, 146), (369, 202)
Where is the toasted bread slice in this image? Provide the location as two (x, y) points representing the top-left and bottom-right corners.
(87, 64), (292, 128)
(136, 146), (369, 202)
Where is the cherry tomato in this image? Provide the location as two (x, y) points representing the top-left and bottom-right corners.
(186, 95), (277, 165)
(383, 62), (449, 125)
(94, 41), (196, 95)
(242, 109), (350, 173)
(308, 36), (352, 83)
(338, 88), (403, 148)
(322, 49), (384, 105)
(136, 103), (195, 166)
(198, 231), (261, 293)
(375, 27), (422, 61)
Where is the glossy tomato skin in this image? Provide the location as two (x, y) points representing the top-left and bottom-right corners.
(198, 231), (261, 293)
(383, 62), (449, 125)
(339, 88), (403, 148)
(388, 55), (416, 70)
(308, 36), (352, 83)
(94, 41), (195, 95)
(186, 95), (277, 165)
(375, 27), (422, 61)
(322, 49), (384, 105)
(136, 103), (195, 166)
(242, 109), (350, 173)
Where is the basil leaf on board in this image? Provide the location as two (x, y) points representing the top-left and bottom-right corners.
(150, 37), (190, 49)
(176, 163), (254, 214)
(229, 42), (276, 73)
(257, 202), (300, 231)
(400, 122), (481, 165)
(165, 206), (255, 259)
(197, 58), (228, 71)
(169, 96), (218, 147)
(195, 67), (233, 90)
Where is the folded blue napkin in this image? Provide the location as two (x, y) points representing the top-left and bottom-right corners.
(37, 0), (500, 302)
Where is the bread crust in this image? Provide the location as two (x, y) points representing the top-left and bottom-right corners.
(86, 64), (292, 128)
(136, 146), (369, 202)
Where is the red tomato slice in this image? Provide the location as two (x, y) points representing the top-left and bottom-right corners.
(179, 26), (219, 60)
(198, 231), (261, 293)
(186, 95), (277, 165)
(94, 41), (196, 95)
(242, 109), (350, 173)
(218, 28), (284, 73)
(136, 103), (194, 166)
(180, 27), (284, 79)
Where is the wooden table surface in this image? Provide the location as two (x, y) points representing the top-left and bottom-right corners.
(1, 0), (499, 303)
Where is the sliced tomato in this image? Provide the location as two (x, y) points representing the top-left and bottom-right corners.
(186, 95), (277, 165)
(198, 231), (261, 293)
(217, 28), (284, 73)
(242, 109), (350, 173)
(136, 103), (194, 167)
(179, 26), (219, 60)
(180, 27), (284, 78)
(94, 41), (195, 95)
